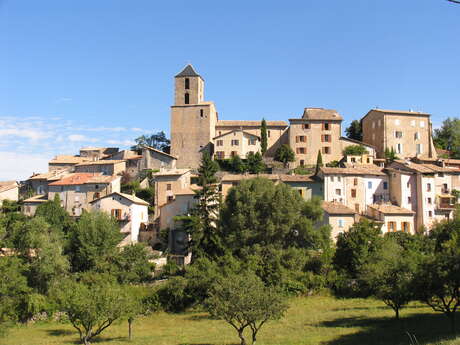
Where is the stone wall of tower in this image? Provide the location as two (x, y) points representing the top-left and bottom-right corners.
(174, 76), (204, 106)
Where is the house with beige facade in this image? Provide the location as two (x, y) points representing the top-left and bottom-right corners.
(90, 192), (149, 245)
(48, 173), (120, 216)
(22, 194), (48, 217)
(0, 181), (19, 206)
(387, 160), (458, 231)
(366, 203), (415, 234)
(79, 147), (119, 160)
(140, 146), (177, 171)
(321, 201), (359, 240)
(74, 160), (126, 176)
(213, 130), (261, 160)
(48, 155), (91, 172)
(361, 109), (437, 159)
(26, 170), (70, 196)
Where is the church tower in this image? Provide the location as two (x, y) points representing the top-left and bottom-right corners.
(170, 64), (217, 169)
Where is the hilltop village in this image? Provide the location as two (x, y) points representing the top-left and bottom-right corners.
(1, 64), (459, 265)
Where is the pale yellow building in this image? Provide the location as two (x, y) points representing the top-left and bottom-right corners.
(74, 160), (126, 176)
(213, 129), (261, 160)
(0, 181), (19, 206)
(366, 203), (415, 234)
(361, 109), (437, 159)
(321, 201), (358, 240)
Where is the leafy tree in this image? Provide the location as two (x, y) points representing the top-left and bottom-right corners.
(415, 215), (460, 334)
(206, 272), (288, 345)
(246, 152), (265, 174)
(325, 160), (340, 168)
(220, 178), (330, 256)
(260, 119), (268, 155)
(315, 150), (323, 175)
(157, 276), (193, 312)
(35, 194), (73, 234)
(342, 145), (369, 156)
(52, 273), (132, 345)
(433, 117), (460, 158)
(0, 200), (20, 214)
(345, 120), (363, 141)
(131, 131), (170, 152)
(176, 152), (223, 261)
(384, 147), (399, 162)
(360, 238), (418, 319)
(230, 154), (246, 173)
(67, 211), (123, 272)
(115, 243), (153, 283)
(274, 144), (295, 168)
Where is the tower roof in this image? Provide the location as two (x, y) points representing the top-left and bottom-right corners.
(175, 64), (201, 78)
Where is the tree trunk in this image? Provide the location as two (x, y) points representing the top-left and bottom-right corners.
(238, 329), (247, 345)
(128, 318), (133, 341)
(395, 308), (400, 320)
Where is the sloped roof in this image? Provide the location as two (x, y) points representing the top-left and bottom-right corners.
(76, 160), (126, 166)
(390, 160), (458, 174)
(49, 155), (90, 164)
(49, 173), (117, 186)
(322, 201), (356, 215)
(28, 171), (69, 181)
(23, 194), (48, 204)
(370, 108), (430, 116)
(0, 181), (18, 193)
(339, 137), (376, 149)
(279, 174), (315, 182)
(153, 169), (190, 177)
(175, 64), (201, 78)
(302, 108), (343, 121)
(142, 145), (177, 159)
(213, 129), (260, 140)
(368, 203), (415, 215)
(320, 166), (386, 176)
(90, 192), (150, 206)
(216, 120), (288, 128)
(221, 174), (280, 182)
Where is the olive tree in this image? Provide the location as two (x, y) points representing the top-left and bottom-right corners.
(206, 272), (288, 345)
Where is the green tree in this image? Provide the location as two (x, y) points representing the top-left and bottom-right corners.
(342, 145), (369, 156)
(345, 120), (363, 141)
(433, 117), (460, 158)
(131, 131), (170, 152)
(360, 238), (418, 319)
(384, 147), (399, 162)
(176, 152), (223, 261)
(274, 144), (295, 168)
(115, 243), (153, 283)
(35, 194), (73, 234)
(246, 152), (265, 174)
(206, 272), (288, 345)
(415, 215), (460, 334)
(52, 273), (132, 345)
(220, 178), (330, 256)
(260, 119), (268, 155)
(230, 154), (246, 173)
(67, 211), (123, 272)
(315, 150), (323, 175)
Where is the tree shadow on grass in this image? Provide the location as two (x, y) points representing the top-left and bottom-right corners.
(45, 329), (74, 336)
(319, 312), (458, 345)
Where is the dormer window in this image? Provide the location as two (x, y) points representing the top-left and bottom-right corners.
(185, 93), (189, 104)
(185, 78), (190, 89)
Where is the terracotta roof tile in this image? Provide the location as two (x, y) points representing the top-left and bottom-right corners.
(368, 203), (415, 215)
(322, 201), (356, 215)
(49, 173), (117, 186)
(216, 120), (288, 127)
(49, 155), (91, 164)
(0, 181), (18, 193)
(302, 108), (343, 121)
(320, 166), (386, 176)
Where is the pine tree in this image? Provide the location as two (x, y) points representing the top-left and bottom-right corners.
(315, 150), (323, 175)
(261, 118), (268, 155)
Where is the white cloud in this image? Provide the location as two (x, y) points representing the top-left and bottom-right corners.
(106, 139), (135, 147)
(0, 152), (49, 180)
(0, 128), (50, 141)
(68, 134), (98, 143)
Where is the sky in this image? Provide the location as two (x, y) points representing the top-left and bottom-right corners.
(1, 0), (460, 180)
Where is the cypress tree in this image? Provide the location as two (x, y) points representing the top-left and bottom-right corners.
(315, 150), (323, 175)
(261, 118), (268, 155)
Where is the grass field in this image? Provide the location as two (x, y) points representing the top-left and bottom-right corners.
(3, 295), (459, 345)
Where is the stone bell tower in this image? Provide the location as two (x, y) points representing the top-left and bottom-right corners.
(170, 64), (217, 169)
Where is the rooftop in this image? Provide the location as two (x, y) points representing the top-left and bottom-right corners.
(22, 194), (48, 204)
(213, 129), (260, 140)
(279, 174), (316, 182)
(90, 192), (150, 206)
(0, 181), (18, 193)
(153, 169), (190, 177)
(221, 173), (280, 182)
(368, 203), (415, 215)
(216, 120), (288, 128)
(49, 155), (91, 164)
(391, 160), (458, 174)
(75, 160), (126, 166)
(175, 64), (201, 78)
(142, 145), (177, 159)
(320, 166), (386, 176)
(301, 107), (343, 121)
(370, 108), (430, 116)
(28, 170), (70, 181)
(48, 173), (117, 186)
(322, 201), (356, 215)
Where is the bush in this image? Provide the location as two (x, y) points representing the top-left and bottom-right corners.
(157, 277), (193, 312)
(342, 145), (369, 156)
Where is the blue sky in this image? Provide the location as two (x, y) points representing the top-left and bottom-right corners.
(1, 0), (459, 179)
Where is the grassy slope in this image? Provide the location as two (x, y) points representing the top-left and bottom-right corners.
(3, 295), (459, 345)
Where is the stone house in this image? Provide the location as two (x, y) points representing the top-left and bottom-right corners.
(26, 170), (70, 196)
(317, 165), (390, 215)
(361, 109), (437, 159)
(79, 147), (119, 160)
(21, 194), (48, 216)
(366, 203), (415, 234)
(48, 173), (121, 216)
(74, 160), (126, 176)
(0, 181), (19, 205)
(90, 192), (149, 245)
(140, 146), (177, 171)
(213, 129), (261, 160)
(321, 201), (359, 240)
(48, 155), (91, 172)
(159, 188), (197, 230)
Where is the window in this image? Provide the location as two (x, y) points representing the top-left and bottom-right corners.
(184, 93), (189, 104)
(95, 184), (99, 189)
(185, 78), (190, 89)
(351, 189), (357, 198)
(268, 130), (271, 138)
(351, 157), (356, 163)
(215, 151), (225, 159)
(428, 210), (433, 217)
(402, 222), (411, 233)
(296, 136), (306, 143)
(166, 183), (172, 191)
(372, 122), (375, 129)
(336, 189), (341, 196)
(388, 221), (396, 232)
(322, 134), (331, 142)
(200, 109), (204, 118)
(322, 147), (331, 154)
(427, 197), (432, 204)
(414, 132), (420, 140)
(394, 131), (403, 138)
(167, 196), (174, 202)
(420, 121), (425, 128)
(443, 183), (448, 193)
(76, 186), (80, 192)
(303, 124), (310, 129)
(410, 120), (415, 127)
(111, 209), (122, 220)
(397, 143), (403, 154)
(427, 183), (431, 192)
(368, 181), (373, 189)
(231, 151), (237, 157)
(75, 196), (79, 202)
(372, 133), (375, 141)
(338, 219), (344, 228)
(93, 192), (100, 200)
(216, 140), (223, 146)
(300, 159), (305, 166)
(330, 176), (334, 182)
(249, 138), (257, 145)
(337, 176), (341, 182)
(298, 189), (303, 196)
(355, 204), (360, 213)
(296, 147), (306, 154)
(416, 144), (423, 154)
(323, 123), (330, 130)
(383, 182), (388, 190)
(231, 139), (239, 146)
(408, 196), (412, 203)
(378, 119), (381, 127)
(354, 178), (358, 186)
